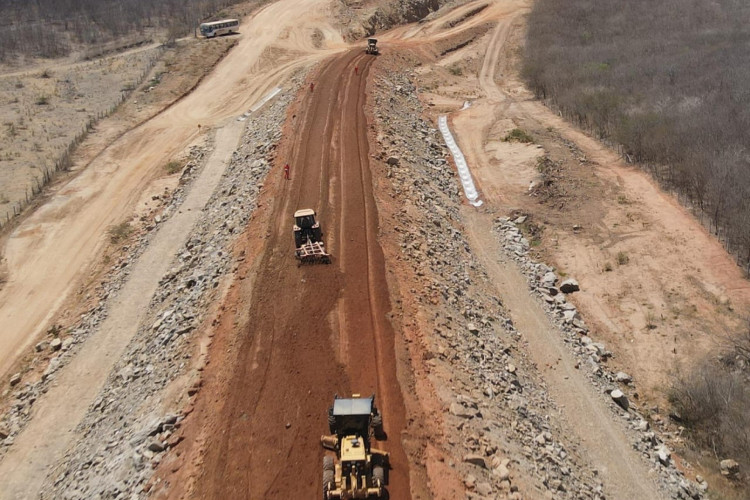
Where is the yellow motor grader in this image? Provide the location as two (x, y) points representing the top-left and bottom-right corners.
(320, 395), (388, 499)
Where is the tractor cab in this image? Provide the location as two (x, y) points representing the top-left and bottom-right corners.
(293, 208), (322, 248)
(366, 38), (379, 55)
(294, 208), (318, 231)
(329, 396), (378, 449)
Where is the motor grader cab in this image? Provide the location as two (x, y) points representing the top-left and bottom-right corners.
(293, 209), (330, 264)
(365, 38), (379, 55)
(321, 395), (388, 499)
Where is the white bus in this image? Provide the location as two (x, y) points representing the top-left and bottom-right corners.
(199, 19), (239, 38)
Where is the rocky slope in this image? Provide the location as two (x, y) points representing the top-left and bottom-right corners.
(368, 53), (704, 498)
(28, 84), (295, 499)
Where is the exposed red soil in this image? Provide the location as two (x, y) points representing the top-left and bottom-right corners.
(154, 48), (415, 500)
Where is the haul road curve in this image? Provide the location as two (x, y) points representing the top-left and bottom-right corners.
(172, 48), (412, 499)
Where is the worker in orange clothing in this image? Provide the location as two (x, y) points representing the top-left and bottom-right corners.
(310, 82), (314, 92)
(355, 65), (359, 75)
(284, 163), (290, 180)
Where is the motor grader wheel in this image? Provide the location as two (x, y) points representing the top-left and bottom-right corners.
(372, 465), (385, 487)
(327, 407), (337, 434)
(322, 456), (335, 498)
(371, 412), (382, 429)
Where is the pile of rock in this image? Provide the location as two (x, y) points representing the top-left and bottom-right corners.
(35, 85), (294, 498)
(494, 216), (705, 498)
(372, 70), (606, 498)
(0, 144), (208, 459)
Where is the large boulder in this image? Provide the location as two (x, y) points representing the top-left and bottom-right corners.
(610, 389), (629, 411)
(560, 278), (580, 293)
(720, 459), (740, 478)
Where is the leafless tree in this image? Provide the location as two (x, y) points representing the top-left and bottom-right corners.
(524, 0), (750, 272)
(0, 0), (244, 60)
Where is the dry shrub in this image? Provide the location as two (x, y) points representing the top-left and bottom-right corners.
(108, 222), (132, 244)
(670, 359), (750, 467)
(504, 128), (534, 143)
(164, 160), (182, 175)
(524, 0), (750, 271)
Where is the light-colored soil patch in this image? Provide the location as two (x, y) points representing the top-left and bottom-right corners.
(408, 0), (750, 493)
(0, 35), (240, 379)
(0, 48), (161, 224)
(415, 0), (750, 408)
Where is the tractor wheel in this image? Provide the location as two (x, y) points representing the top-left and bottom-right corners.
(371, 413), (382, 429)
(323, 455), (335, 471)
(372, 465), (385, 487)
(328, 408), (336, 434)
(322, 469), (334, 495)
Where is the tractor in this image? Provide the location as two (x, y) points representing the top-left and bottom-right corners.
(321, 395), (388, 499)
(293, 209), (330, 264)
(365, 38), (379, 55)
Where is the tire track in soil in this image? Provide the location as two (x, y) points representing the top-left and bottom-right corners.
(187, 48), (411, 500)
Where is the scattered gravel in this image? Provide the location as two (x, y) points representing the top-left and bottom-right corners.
(3, 81), (296, 499)
(371, 64), (704, 499)
(493, 216), (706, 498)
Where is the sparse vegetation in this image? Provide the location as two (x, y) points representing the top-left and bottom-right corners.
(46, 323), (62, 337)
(0, 0), (247, 61)
(448, 64), (463, 76)
(504, 128), (534, 143)
(35, 95), (49, 105)
(524, 0), (750, 273)
(669, 358), (750, 478)
(164, 160), (182, 174)
(108, 221), (132, 244)
(603, 262), (613, 272)
(616, 251), (629, 265)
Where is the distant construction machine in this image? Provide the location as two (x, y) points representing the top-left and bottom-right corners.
(365, 38), (379, 55)
(293, 209), (331, 264)
(321, 394), (388, 499)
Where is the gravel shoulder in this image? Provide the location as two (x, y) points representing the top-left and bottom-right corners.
(0, 119), (244, 499)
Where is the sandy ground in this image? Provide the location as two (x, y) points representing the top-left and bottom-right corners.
(413, 0), (750, 487)
(421, 1), (750, 402)
(0, 44), (162, 225)
(387, 2), (664, 497)
(0, 0), (346, 381)
(0, 119), (245, 499)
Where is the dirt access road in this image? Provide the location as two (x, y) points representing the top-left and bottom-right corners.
(156, 48), (414, 499)
(0, 0), (344, 379)
(0, 0), (346, 497)
(391, 1), (667, 498)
